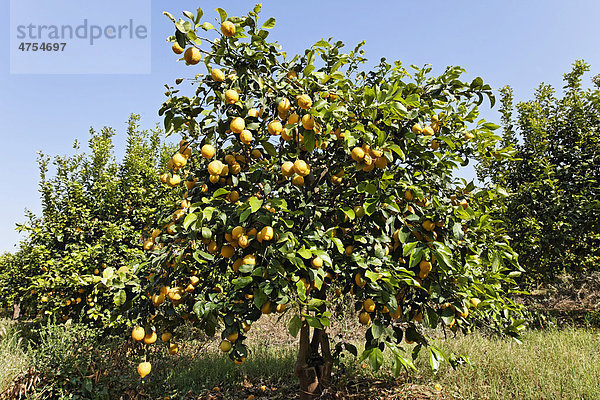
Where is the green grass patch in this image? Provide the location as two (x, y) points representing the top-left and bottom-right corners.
(0, 320), (28, 393)
(416, 329), (600, 399)
(1, 319), (598, 399)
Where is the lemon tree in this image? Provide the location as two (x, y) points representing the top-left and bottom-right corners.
(134, 5), (524, 397)
(479, 60), (600, 283)
(0, 116), (178, 327)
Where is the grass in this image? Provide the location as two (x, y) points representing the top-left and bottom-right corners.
(0, 319), (28, 393)
(0, 317), (599, 399)
(423, 329), (600, 400)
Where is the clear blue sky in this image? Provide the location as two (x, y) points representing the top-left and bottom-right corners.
(1, 0), (599, 253)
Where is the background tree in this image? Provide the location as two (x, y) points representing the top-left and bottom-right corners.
(479, 61), (600, 283)
(0, 115), (178, 327)
(127, 5), (524, 399)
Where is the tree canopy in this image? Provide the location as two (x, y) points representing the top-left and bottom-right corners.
(124, 5), (525, 398)
(479, 60), (600, 282)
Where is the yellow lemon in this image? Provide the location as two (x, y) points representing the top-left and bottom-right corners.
(168, 343), (179, 354)
(220, 340), (232, 352)
(220, 21), (236, 37)
(225, 89), (239, 104)
(281, 161), (295, 177)
(211, 68), (225, 82)
(232, 226), (244, 239)
(423, 126), (434, 136)
(301, 114), (315, 130)
(240, 130), (253, 145)
(268, 120), (283, 135)
(208, 160), (224, 175)
(364, 299), (376, 313)
(311, 256), (323, 269)
(292, 175), (304, 187)
(172, 42), (184, 54)
(137, 362), (151, 378)
(297, 94), (312, 110)
(412, 123), (423, 134)
(260, 226), (274, 241)
(227, 332), (239, 342)
(243, 254), (256, 265)
(351, 147), (365, 162)
(166, 175), (181, 187)
(132, 326), (145, 342)
(293, 159), (310, 177)
(277, 98), (291, 114)
(419, 260), (432, 279)
(359, 311), (371, 326)
(143, 331), (157, 345)
(183, 47), (201, 65)
(230, 117), (245, 134)
(161, 332), (172, 342)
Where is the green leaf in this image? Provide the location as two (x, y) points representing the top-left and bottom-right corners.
(288, 315), (302, 337)
(183, 213), (198, 230)
(183, 10), (195, 21)
(404, 94), (420, 107)
(262, 141), (277, 157)
(371, 322), (385, 339)
(201, 227), (212, 240)
(364, 270), (380, 282)
(249, 196), (263, 213)
(470, 77), (484, 88)
(232, 276), (252, 289)
(433, 243), (453, 269)
(341, 206), (355, 220)
(261, 17), (276, 29)
(369, 348), (384, 372)
(163, 11), (175, 22)
(195, 7), (203, 24)
(303, 130), (316, 152)
(175, 20), (191, 33)
(215, 8), (227, 22)
(296, 280), (307, 301)
(212, 188), (230, 198)
(402, 241), (417, 257)
(194, 249), (213, 262)
(305, 315), (323, 329)
(201, 22), (215, 31)
(429, 346), (446, 373)
(409, 247), (424, 269)
(201, 207), (214, 221)
(332, 237), (344, 254)
(364, 199), (378, 216)
(388, 144), (406, 161)
(113, 290), (126, 306)
(393, 354), (417, 376)
(239, 208), (252, 223)
(298, 248), (312, 259)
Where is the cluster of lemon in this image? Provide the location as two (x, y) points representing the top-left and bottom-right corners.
(171, 21), (237, 66)
(350, 144), (390, 172)
(159, 140), (193, 188)
(412, 114), (442, 150)
(132, 325), (179, 359)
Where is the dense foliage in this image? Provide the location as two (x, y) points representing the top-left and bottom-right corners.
(122, 5), (525, 398)
(0, 115), (177, 327)
(479, 61), (600, 282)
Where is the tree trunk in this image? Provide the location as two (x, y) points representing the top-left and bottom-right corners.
(294, 321), (334, 400)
